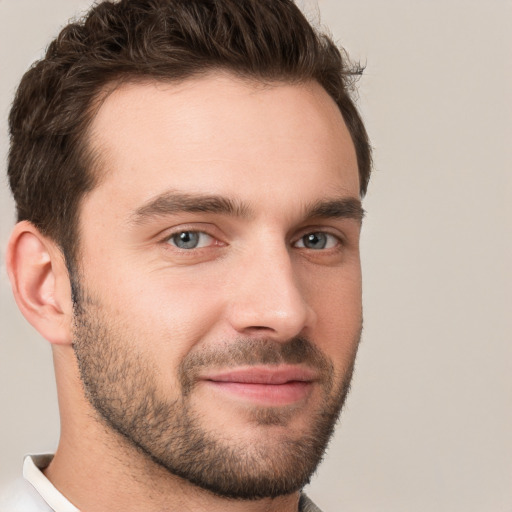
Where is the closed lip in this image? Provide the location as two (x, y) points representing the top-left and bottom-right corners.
(200, 365), (318, 385)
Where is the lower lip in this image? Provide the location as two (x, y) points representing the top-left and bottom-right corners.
(204, 381), (313, 406)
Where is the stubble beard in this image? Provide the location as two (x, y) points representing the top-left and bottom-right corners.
(72, 287), (360, 500)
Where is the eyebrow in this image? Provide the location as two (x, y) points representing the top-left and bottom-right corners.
(304, 197), (365, 222)
(131, 191), (364, 224)
(132, 192), (251, 223)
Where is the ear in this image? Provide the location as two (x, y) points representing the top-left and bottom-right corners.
(6, 221), (74, 345)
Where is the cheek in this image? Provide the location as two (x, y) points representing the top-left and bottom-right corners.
(306, 264), (362, 360)
(89, 268), (227, 364)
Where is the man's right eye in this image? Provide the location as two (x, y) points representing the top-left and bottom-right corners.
(167, 231), (214, 250)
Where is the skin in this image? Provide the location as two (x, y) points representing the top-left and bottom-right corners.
(7, 73), (363, 512)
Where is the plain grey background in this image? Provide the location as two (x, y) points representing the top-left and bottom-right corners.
(1, 1), (511, 511)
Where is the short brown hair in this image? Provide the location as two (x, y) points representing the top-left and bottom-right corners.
(8, 0), (372, 266)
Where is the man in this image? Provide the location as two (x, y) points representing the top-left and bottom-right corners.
(2, 0), (371, 510)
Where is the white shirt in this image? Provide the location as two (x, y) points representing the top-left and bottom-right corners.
(0, 455), (78, 512)
(0, 455), (321, 512)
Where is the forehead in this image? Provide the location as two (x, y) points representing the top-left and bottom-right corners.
(84, 73), (359, 216)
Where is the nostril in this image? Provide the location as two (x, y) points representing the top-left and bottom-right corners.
(245, 325), (275, 333)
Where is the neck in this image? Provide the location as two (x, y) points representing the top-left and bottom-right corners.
(45, 444), (301, 512)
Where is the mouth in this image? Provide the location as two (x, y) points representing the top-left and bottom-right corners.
(200, 365), (317, 406)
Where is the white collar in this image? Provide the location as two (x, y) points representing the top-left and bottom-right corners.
(23, 455), (79, 512)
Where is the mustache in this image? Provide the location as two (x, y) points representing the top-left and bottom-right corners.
(178, 336), (334, 395)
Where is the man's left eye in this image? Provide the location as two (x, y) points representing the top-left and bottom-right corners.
(294, 232), (339, 250)
(167, 231), (214, 250)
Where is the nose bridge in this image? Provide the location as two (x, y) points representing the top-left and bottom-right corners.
(227, 235), (315, 339)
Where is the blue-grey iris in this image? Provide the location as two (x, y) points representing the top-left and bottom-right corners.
(303, 233), (328, 249)
(172, 231), (200, 249)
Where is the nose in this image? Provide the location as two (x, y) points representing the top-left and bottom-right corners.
(226, 243), (316, 340)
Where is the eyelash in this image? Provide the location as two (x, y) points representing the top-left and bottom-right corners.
(293, 232), (341, 250)
(165, 230), (217, 250)
(161, 228), (344, 252)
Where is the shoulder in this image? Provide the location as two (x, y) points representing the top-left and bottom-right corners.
(0, 477), (54, 512)
(299, 493), (324, 512)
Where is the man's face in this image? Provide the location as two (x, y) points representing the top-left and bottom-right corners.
(73, 74), (363, 499)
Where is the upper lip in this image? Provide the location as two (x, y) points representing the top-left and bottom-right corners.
(201, 365), (318, 385)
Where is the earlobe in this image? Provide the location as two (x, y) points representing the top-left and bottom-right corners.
(6, 221), (73, 346)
